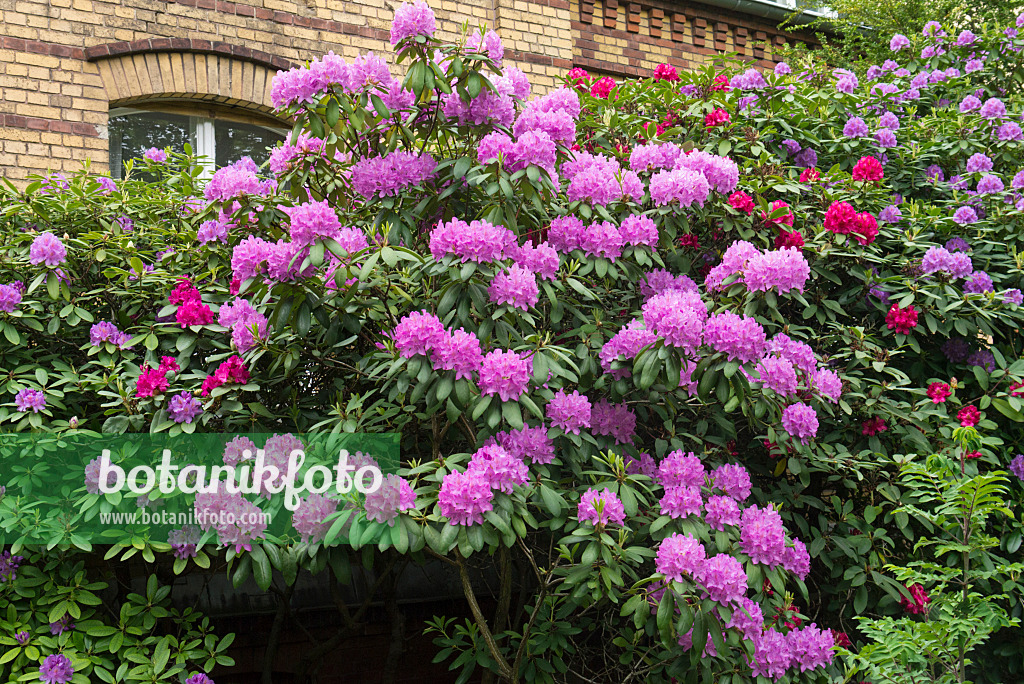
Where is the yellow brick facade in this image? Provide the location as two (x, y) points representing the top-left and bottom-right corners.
(0, 0), (814, 183)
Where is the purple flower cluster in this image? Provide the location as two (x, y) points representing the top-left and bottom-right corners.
(843, 116), (869, 138)
(921, 246), (973, 278)
(29, 231), (67, 267)
(488, 425), (556, 464)
(14, 388), (45, 413)
(282, 199), (342, 246)
(205, 157), (277, 203)
(0, 282), (22, 313)
(739, 504), (786, 566)
(658, 450), (706, 488)
(39, 654), (74, 684)
(438, 468), (494, 525)
(390, 0), (435, 44)
(630, 142), (683, 172)
(1009, 454), (1024, 481)
(89, 321), (131, 348)
(676, 151), (740, 194)
(731, 68), (768, 89)
(964, 270), (994, 293)
(351, 151), (437, 198)
(590, 399), (636, 444)
(479, 349), (532, 401)
(599, 319), (657, 378)
(781, 402), (818, 444)
(703, 311), (767, 363)
(547, 389), (592, 434)
(750, 625), (834, 679)
(219, 298), (269, 353)
(649, 167), (710, 207)
(642, 289), (708, 354)
(392, 311), (484, 380)
(168, 391), (203, 424)
(468, 444), (528, 494)
(194, 487), (268, 552)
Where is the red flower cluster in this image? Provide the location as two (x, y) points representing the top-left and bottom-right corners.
(831, 630), (852, 648)
(851, 156), (884, 182)
(799, 167), (821, 183)
(958, 405), (980, 427)
(862, 417), (887, 435)
(728, 191), (755, 214)
(704, 108), (730, 128)
(886, 303), (918, 334)
(1010, 380), (1024, 396)
(653, 63), (679, 82)
(590, 76), (616, 99)
(656, 109), (679, 136)
(678, 234), (700, 249)
(567, 67), (589, 89)
(964, 450), (982, 460)
(711, 74), (731, 91)
(201, 355), (250, 397)
(927, 382), (951, 403)
(823, 201), (879, 245)
(761, 199), (795, 228)
(900, 584), (931, 614)
(136, 356), (180, 398)
(169, 278), (214, 328)
(775, 229), (805, 250)
(772, 604), (803, 629)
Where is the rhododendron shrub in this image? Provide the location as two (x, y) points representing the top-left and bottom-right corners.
(3, 5), (1024, 684)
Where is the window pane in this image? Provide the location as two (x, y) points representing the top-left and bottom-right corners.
(108, 112), (193, 179)
(215, 121), (285, 168)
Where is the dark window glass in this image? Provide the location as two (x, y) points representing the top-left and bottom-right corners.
(215, 120), (284, 168)
(108, 112), (192, 179)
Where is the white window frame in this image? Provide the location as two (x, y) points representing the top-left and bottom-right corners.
(108, 107), (286, 179)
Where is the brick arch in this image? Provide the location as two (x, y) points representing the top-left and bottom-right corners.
(86, 40), (299, 116)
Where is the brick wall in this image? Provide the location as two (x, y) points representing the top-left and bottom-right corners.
(0, 0), (815, 183)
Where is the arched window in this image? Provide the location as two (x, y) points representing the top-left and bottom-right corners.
(108, 105), (286, 178)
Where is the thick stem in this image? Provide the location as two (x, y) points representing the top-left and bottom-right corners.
(260, 583), (295, 684)
(456, 554), (514, 681)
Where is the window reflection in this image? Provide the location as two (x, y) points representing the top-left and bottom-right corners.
(108, 109), (285, 178)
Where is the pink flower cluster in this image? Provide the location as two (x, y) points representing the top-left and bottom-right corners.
(136, 356), (180, 398)
(292, 493), (338, 543)
(430, 218), (517, 263)
(562, 151), (643, 206)
(823, 201), (880, 245)
(169, 278), (214, 328)
(438, 443), (529, 526)
(547, 389), (592, 434)
(204, 157), (277, 203)
(642, 289), (708, 355)
(194, 487), (268, 552)
(200, 356), (250, 396)
(577, 488), (626, 526)
(706, 240), (810, 294)
(363, 474), (417, 524)
(219, 298), (268, 353)
(488, 265), (540, 310)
